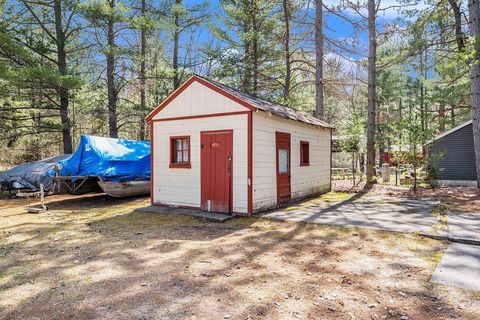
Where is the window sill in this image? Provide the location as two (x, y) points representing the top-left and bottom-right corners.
(169, 163), (191, 169)
(300, 162), (310, 167)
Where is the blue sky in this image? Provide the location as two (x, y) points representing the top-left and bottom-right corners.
(183, 0), (429, 65)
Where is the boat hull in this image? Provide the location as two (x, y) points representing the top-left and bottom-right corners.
(98, 180), (150, 197)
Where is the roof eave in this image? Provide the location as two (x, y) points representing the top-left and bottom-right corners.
(425, 120), (473, 145)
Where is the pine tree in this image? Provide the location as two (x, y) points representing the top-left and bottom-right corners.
(0, 0), (83, 153)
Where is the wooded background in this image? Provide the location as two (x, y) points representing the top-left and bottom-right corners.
(0, 0), (476, 176)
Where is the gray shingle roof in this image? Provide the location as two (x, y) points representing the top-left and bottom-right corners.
(198, 75), (332, 128)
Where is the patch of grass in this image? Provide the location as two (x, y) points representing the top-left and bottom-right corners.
(425, 250), (445, 265)
(249, 219), (295, 232)
(269, 229), (296, 240)
(0, 248), (9, 257)
(391, 233), (443, 254)
(12, 270), (26, 282)
(292, 192), (354, 209)
(92, 212), (203, 233)
(399, 235), (446, 269)
(291, 222), (359, 241)
(283, 206), (301, 211)
(226, 216), (259, 227)
(314, 192), (353, 203)
(431, 202), (448, 235)
(375, 231), (391, 239)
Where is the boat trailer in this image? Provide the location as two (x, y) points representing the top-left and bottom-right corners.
(16, 184), (47, 213)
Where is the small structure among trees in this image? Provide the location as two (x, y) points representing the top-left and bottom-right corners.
(426, 120), (477, 186)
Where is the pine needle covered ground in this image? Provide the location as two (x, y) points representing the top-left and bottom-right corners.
(0, 193), (479, 319)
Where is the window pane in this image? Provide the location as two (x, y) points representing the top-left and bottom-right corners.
(279, 149), (289, 173)
(302, 144), (309, 163)
(172, 137), (190, 164)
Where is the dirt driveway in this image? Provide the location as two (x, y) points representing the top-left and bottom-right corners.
(1, 193), (479, 319)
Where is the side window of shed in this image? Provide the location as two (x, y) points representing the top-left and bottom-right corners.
(300, 141), (309, 166)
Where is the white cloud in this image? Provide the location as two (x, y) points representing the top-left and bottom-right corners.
(322, 0), (429, 20)
(325, 52), (363, 73)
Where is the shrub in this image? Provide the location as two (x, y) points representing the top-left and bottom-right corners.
(424, 160), (439, 188)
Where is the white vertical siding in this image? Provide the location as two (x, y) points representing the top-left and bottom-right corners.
(153, 114), (248, 213)
(151, 81), (247, 120)
(252, 111), (331, 211)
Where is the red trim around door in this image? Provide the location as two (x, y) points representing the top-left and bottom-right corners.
(200, 129), (234, 213)
(276, 131), (291, 206)
(150, 121), (154, 205)
(329, 129), (333, 192)
(247, 111), (253, 214)
(146, 75), (257, 121)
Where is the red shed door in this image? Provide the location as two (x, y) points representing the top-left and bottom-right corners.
(201, 130), (233, 213)
(276, 132), (291, 206)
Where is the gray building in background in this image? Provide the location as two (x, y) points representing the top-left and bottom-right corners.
(427, 120), (477, 186)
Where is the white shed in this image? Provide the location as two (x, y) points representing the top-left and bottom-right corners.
(147, 75), (332, 215)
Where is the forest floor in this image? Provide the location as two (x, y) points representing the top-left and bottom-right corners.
(1, 192), (479, 319)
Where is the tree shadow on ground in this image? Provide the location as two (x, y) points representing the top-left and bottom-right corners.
(0, 201), (478, 319)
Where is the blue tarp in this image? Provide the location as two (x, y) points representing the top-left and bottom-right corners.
(54, 135), (151, 182)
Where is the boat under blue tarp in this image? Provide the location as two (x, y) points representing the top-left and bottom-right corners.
(53, 135), (151, 182)
(0, 154), (71, 192)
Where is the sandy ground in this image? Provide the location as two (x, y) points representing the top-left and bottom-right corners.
(333, 180), (480, 213)
(1, 193), (479, 320)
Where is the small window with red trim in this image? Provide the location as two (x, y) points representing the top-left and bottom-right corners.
(170, 136), (191, 168)
(300, 141), (309, 166)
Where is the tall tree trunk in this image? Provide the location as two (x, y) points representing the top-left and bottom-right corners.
(242, 36), (252, 92)
(438, 18), (446, 133)
(173, 0), (181, 89)
(315, 0), (324, 119)
(398, 97), (403, 147)
(252, 9), (259, 95)
(420, 79), (426, 156)
(241, 0), (252, 93)
(423, 46), (428, 158)
(54, 0), (73, 153)
(451, 105), (456, 126)
(377, 108), (382, 165)
(139, 0), (147, 140)
(366, 0), (377, 184)
(107, 0), (118, 138)
(439, 103), (446, 132)
(468, 0), (480, 187)
(282, 0), (291, 101)
(448, 0), (465, 52)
